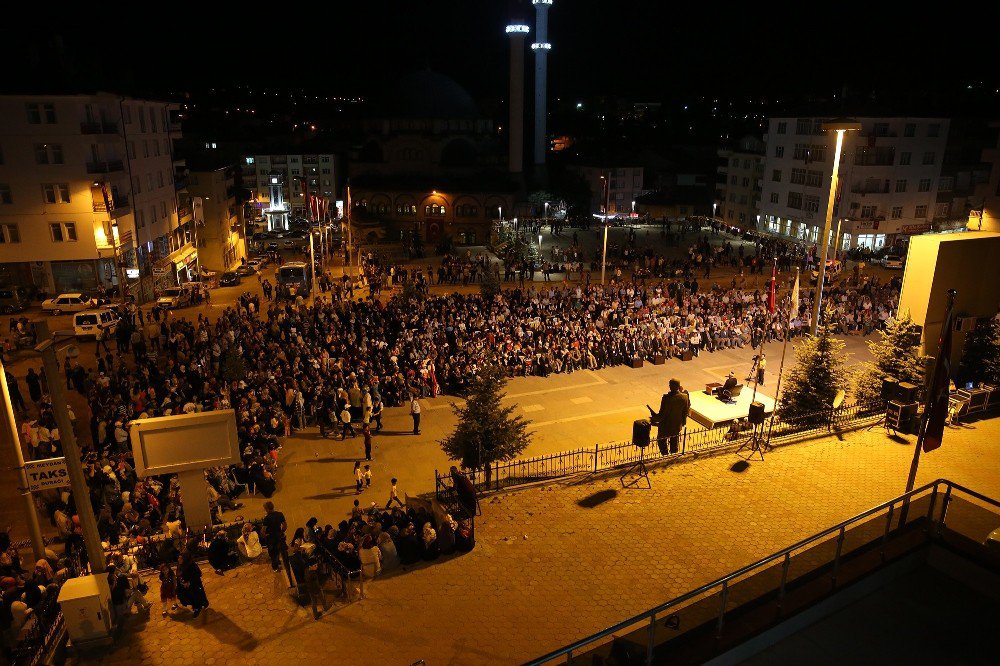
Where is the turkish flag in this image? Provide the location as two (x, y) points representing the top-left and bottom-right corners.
(923, 295), (956, 452)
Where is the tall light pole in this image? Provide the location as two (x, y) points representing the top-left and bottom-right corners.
(601, 173), (610, 284)
(0, 357), (45, 561)
(810, 118), (861, 335)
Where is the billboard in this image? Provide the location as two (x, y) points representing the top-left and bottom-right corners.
(129, 410), (240, 477)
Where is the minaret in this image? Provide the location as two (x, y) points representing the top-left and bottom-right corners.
(506, 19), (529, 174)
(531, 0), (552, 166)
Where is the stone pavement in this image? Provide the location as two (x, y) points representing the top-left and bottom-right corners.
(82, 414), (1000, 666)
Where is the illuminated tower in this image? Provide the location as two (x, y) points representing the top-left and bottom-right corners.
(506, 19), (529, 174)
(531, 0), (552, 166)
(264, 174), (289, 231)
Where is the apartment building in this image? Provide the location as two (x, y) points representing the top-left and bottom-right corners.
(241, 152), (337, 221)
(187, 160), (246, 272)
(571, 165), (644, 215)
(758, 117), (949, 251)
(0, 93), (189, 301)
(971, 122), (1000, 233)
(716, 135), (764, 228)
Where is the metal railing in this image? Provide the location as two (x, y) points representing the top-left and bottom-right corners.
(527, 479), (1000, 665)
(436, 399), (884, 498)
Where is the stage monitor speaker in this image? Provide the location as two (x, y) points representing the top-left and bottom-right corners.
(896, 382), (919, 404)
(881, 377), (899, 401)
(632, 419), (651, 448)
(748, 401), (766, 425)
(887, 400), (918, 434)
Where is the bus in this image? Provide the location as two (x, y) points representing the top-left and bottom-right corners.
(276, 261), (312, 299)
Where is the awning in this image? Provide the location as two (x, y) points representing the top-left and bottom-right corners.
(160, 244), (197, 272)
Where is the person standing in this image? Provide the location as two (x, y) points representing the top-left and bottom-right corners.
(362, 423), (373, 461)
(756, 352), (767, 386)
(340, 404), (355, 439)
(385, 477), (404, 509)
(176, 552), (209, 619)
(647, 378), (691, 454)
(261, 501), (292, 585)
(25, 368), (42, 406)
(158, 563), (177, 617)
(409, 394), (421, 435)
(4, 371), (26, 415)
(354, 461), (363, 494)
(371, 397), (383, 433)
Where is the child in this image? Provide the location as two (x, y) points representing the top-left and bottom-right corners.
(158, 563), (177, 617)
(385, 477), (404, 508)
(354, 461), (363, 494)
(363, 464), (372, 489)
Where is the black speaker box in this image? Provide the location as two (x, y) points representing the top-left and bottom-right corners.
(896, 381), (919, 404)
(748, 401), (766, 424)
(881, 377), (899, 401)
(632, 419), (651, 448)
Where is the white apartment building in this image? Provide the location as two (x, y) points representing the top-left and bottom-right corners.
(572, 165), (644, 215)
(241, 153), (337, 220)
(187, 162), (246, 272)
(0, 93), (190, 301)
(758, 117), (949, 251)
(716, 135), (765, 228)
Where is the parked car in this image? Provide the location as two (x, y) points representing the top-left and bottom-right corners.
(247, 257), (267, 271)
(219, 271), (242, 286)
(0, 286), (31, 314)
(73, 309), (119, 339)
(267, 241), (279, 251)
(810, 259), (844, 284)
(883, 254), (905, 269)
(41, 293), (98, 315)
(156, 285), (196, 309)
(236, 264), (257, 277)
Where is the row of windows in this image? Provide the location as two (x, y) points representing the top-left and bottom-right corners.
(246, 155), (332, 165)
(0, 222), (76, 243)
(128, 138), (170, 160)
(775, 119), (942, 139)
(854, 203), (929, 219)
(354, 201), (484, 218)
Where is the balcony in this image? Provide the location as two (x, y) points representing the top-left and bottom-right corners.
(93, 195), (131, 219)
(86, 159), (124, 174)
(80, 122), (119, 135)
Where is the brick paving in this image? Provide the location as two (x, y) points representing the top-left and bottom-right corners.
(80, 415), (1000, 666)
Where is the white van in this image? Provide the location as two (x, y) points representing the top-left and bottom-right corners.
(74, 309), (119, 339)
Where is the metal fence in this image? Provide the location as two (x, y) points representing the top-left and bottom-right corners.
(436, 399), (885, 498)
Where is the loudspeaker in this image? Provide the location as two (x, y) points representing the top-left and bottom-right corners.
(631, 357), (644, 369)
(896, 381), (919, 404)
(881, 377), (899, 401)
(681, 350), (693, 362)
(887, 400), (918, 434)
(748, 401), (766, 425)
(632, 419), (651, 448)
(653, 354), (666, 365)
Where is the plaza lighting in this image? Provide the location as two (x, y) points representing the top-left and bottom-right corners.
(811, 118), (861, 335)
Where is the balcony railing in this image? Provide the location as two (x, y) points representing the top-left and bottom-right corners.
(80, 122), (119, 135)
(86, 160), (124, 174)
(93, 196), (131, 219)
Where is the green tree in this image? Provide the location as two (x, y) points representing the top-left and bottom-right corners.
(779, 319), (849, 423)
(440, 364), (532, 483)
(480, 260), (501, 300)
(957, 316), (1000, 386)
(853, 311), (927, 404)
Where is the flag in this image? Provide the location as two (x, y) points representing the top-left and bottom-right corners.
(923, 293), (956, 452)
(790, 270), (800, 323)
(767, 262), (777, 314)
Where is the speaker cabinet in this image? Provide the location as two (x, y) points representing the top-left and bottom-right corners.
(887, 400), (918, 434)
(748, 401), (766, 425)
(881, 377), (899, 401)
(896, 381), (919, 404)
(632, 419), (651, 448)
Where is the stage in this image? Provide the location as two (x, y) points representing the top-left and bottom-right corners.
(688, 387), (776, 429)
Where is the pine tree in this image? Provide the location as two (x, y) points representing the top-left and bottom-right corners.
(957, 317), (1000, 386)
(853, 311), (927, 404)
(480, 261), (501, 300)
(779, 319), (849, 423)
(440, 364), (532, 480)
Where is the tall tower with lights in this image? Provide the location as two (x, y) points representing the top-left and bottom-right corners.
(506, 17), (529, 174)
(531, 0), (552, 167)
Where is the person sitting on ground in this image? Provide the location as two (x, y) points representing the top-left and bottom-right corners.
(236, 523), (262, 561)
(207, 530), (239, 575)
(359, 535), (381, 579)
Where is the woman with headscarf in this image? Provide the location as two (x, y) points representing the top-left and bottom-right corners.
(359, 535), (381, 579)
(421, 522), (439, 561)
(176, 552), (209, 618)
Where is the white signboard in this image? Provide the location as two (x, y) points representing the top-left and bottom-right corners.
(24, 457), (70, 492)
(129, 409), (240, 477)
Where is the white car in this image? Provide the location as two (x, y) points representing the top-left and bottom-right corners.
(41, 293), (98, 315)
(156, 285), (195, 309)
(74, 309), (119, 339)
(247, 257), (267, 271)
(883, 255), (905, 269)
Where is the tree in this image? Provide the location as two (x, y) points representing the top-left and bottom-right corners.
(957, 316), (1000, 386)
(480, 260), (501, 300)
(853, 311), (928, 404)
(440, 364), (532, 483)
(779, 319), (849, 423)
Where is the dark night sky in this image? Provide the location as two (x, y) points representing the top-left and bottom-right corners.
(5, 1), (996, 109)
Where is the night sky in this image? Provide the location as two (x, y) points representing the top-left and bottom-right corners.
(4, 1), (996, 111)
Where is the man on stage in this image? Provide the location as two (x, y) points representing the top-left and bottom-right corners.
(648, 379), (690, 454)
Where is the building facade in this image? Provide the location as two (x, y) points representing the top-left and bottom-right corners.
(758, 117), (949, 251)
(572, 165), (644, 216)
(0, 93), (193, 302)
(241, 152), (337, 222)
(715, 135), (764, 228)
(187, 163), (246, 272)
(968, 122), (1000, 233)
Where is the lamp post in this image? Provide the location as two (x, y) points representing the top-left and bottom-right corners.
(810, 118), (861, 335)
(712, 201), (718, 222)
(600, 173), (610, 284)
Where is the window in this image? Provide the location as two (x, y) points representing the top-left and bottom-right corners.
(790, 168), (806, 185)
(50, 222), (77, 242)
(730, 157), (739, 167)
(0, 184), (11, 204)
(770, 193), (779, 204)
(927, 123), (940, 138)
(42, 183), (70, 203)
(729, 193), (736, 202)
(127, 141), (136, 159)
(854, 146), (895, 166)
(149, 107), (158, 133)
(374, 203), (389, 215)
(396, 204), (416, 216)
(915, 205), (928, 218)
(786, 192), (802, 209)
(25, 103), (56, 124)
(795, 118), (813, 134)
(895, 179), (907, 193)
(143, 141), (149, 158)
(939, 176), (954, 192)
(900, 152), (911, 166)
(34, 143), (63, 164)
(160, 201), (167, 218)
(861, 205), (877, 219)
(425, 204), (446, 216)
(157, 171), (164, 188)
(26, 103), (41, 124)
(891, 206), (903, 219)
(918, 179), (931, 192)
(903, 123), (915, 137)
(777, 121), (787, 134)
(873, 122), (890, 137)
(793, 143), (826, 162)
(320, 156), (330, 163)
(245, 157), (255, 165)
(154, 141), (160, 157)
(922, 152), (935, 165)
(741, 177), (749, 187)
(774, 146), (784, 158)
(456, 204), (479, 218)
(806, 170), (823, 187)
(123, 105), (132, 124)
(804, 196), (820, 213)
(772, 169), (782, 182)
(739, 195), (748, 205)
(147, 174), (154, 191)
(730, 175), (737, 185)
(0, 224), (19, 243)
(136, 209), (145, 228)
(133, 177), (142, 194)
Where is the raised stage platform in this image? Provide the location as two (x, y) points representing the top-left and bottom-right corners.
(688, 388), (776, 429)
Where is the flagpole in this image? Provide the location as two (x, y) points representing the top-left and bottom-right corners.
(766, 266), (798, 444)
(899, 288), (957, 526)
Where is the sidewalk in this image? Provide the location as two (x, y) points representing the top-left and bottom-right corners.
(83, 416), (1000, 666)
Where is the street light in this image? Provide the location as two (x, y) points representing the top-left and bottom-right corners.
(712, 201), (718, 222)
(811, 118), (861, 335)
